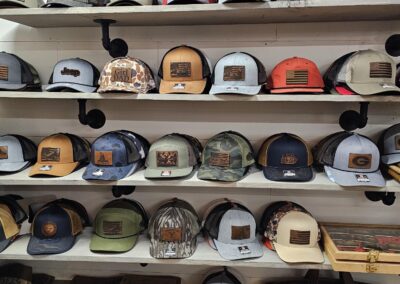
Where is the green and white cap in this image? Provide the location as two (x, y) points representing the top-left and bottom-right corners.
(0, 0), (42, 8)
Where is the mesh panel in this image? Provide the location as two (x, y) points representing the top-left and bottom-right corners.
(63, 208), (83, 236)
(12, 134), (37, 162)
(13, 55), (33, 84)
(323, 52), (355, 91)
(221, 130), (255, 157)
(312, 132), (349, 169)
(63, 133), (90, 164)
(103, 198), (148, 228)
(171, 133), (203, 163)
(119, 133), (141, 164)
(242, 52), (267, 85)
(116, 130), (150, 157)
(321, 133), (353, 166)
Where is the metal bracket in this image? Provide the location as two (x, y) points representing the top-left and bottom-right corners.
(339, 102), (369, 131)
(111, 186), (136, 198)
(385, 34), (400, 57)
(77, 99), (106, 129)
(94, 19), (128, 58)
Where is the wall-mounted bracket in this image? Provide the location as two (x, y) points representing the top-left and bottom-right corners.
(339, 102), (369, 131)
(112, 186), (136, 198)
(385, 34), (400, 57)
(94, 19), (128, 58)
(77, 99), (106, 129)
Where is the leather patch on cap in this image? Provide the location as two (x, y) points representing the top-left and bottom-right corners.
(95, 151), (113, 166)
(0, 146), (8, 159)
(280, 153), (298, 165)
(290, 230), (311, 245)
(231, 225), (250, 240)
(223, 66), (245, 81)
(170, 62), (191, 78)
(156, 151), (178, 167)
(0, 65), (8, 81)
(42, 222), (57, 238)
(61, 67), (80, 77)
(41, 147), (60, 162)
(286, 70), (308, 85)
(160, 228), (182, 242)
(395, 135), (400, 150)
(111, 67), (132, 83)
(348, 153), (372, 169)
(209, 152), (230, 167)
(102, 221), (123, 236)
(370, 62), (392, 78)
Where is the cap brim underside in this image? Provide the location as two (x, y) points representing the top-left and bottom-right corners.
(213, 239), (263, 260)
(324, 166), (386, 187)
(0, 83), (27, 90)
(197, 165), (246, 182)
(0, 161), (30, 173)
(144, 166), (193, 179)
(209, 85), (261, 96)
(46, 82), (97, 93)
(149, 239), (197, 259)
(90, 234), (138, 253)
(346, 82), (400, 96)
(273, 242), (324, 263)
(0, 238), (12, 253)
(334, 86), (355, 95)
(159, 79), (207, 94)
(107, 0), (147, 5)
(29, 162), (79, 177)
(270, 88), (324, 94)
(0, 1), (29, 8)
(381, 153), (400, 165)
(263, 166), (314, 182)
(27, 236), (75, 255)
(82, 163), (138, 181)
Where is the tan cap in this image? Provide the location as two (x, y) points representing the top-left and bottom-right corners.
(0, 205), (19, 252)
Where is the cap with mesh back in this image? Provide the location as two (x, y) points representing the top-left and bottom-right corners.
(114, 129), (150, 162)
(29, 133), (90, 177)
(43, 198), (90, 227)
(210, 52), (266, 96)
(148, 198), (200, 259)
(90, 199), (148, 253)
(378, 123), (400, 165)
(0, 195), (27, 225)
(0, 205), (20, 253)
(107, 0), (152, 5)
(158, 0), (217, 4)
(323, 52), (356, 95)
(0, 134), (36, 173)
(42, 0), (93, 7)
(0, 52), (41, 91)
(202, 268), (242, 284)
(0, 0), (42, 7)
(258, 133), (314, 182)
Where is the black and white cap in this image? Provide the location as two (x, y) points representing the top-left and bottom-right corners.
(378, 123), (400, 165)
(0, 135), (37, 173)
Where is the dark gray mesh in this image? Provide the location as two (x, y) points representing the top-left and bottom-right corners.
(103, 198), (148, 229)
(158, 199), (200, 226)
(323, 52), (355, 91)
(12, 134), (37, 163)
(63, 133), (90, 165)
(320, 133), (354, 166)
(312, 132), (350, 170)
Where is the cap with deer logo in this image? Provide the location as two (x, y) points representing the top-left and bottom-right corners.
(378, 123), (400, 165)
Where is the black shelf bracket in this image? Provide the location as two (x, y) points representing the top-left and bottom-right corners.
(385, 34), (400, 57)
(112, 186), (136, 198)
(339, 102), (369, 131)
(94, 19), (128, 58)
(77, 99), (106, 129)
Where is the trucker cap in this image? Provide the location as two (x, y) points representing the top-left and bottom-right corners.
(378, 123), (400, 165)
(203, 200), (263, 260)
(27, 203), (83, 255)
(42, 0), (93, 7)
(202, 269), (241, 284)
(0, 205), (20, 252)
(148, 198), (200, 259)
(323, 52), (356, 95)
(262, 201), (324, 263)
(0, 0), (41, 8)
(0, 195), (28, 225)
(158, 0), (217, 4)
(268, 57), (324, 94)
(258, 133), (313, 182)
(107, 0), (152, 5)
(46, 58), (100, 93)
(210, 52), (266, 95)
(90, 199), (148, 253)
(158, 45), (211, 94)
(0, 52), (41, 91)
(198, 131), (255, 182)
(98, 57), (156, 94)
(0, 134), (37, 173)
(29, 133), (90, 177)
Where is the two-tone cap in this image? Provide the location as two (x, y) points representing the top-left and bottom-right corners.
(42, 0), (93, 7)
(0, 204), (20, 253)
(29, 133), (90, 177)
(202, 269), (241, 284)
(158, 45), (211, 94)
(0, 195), (27, 225)
(98, 57), (156, 94)
(0, 135), (36, 174)
(258, 133), (314, 182)
(379, 123), (400, 165)
(323, 52), (355, 95)
(0, 52), (41, 91)
(0, 0), (41, 7)
(90, 199), (148, 253)
(268, 57), (324, 94)
(46, 58), (100, 93)
(107, 0), (152, 5)
(210, 52), (266, 95)
(148, 198), (200, 259)
(158, 0), (217, 4)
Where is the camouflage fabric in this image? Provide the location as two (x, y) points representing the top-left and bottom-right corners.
(98, 57), (156, 94)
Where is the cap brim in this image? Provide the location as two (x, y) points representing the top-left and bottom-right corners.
(0, 83), (27, 90)
(0, 161), (30, 173)
(90, 234), (138, 253)
(82, 163), (138, 181)
(0, 0), (30, 7)
(149, 239), (197, 259)
(324, 166), (386, 187)
(273, 241), (324, 263)
(107, 0), (142, 5)
(46, 82), (97, 93)
(197, 165), (246, 182)
(210, 85), (261, 96)
(27, 235), (75, 255)
(271, 88), (324, 94)
(144, 166), (193, 179)
(0, 238), (12, 253)
(213, 239), (263, 260)
(381, 153), (400, 165)
(346, 82), (400, 96)
(29, 162), (79, 177)
(263, 166), (313, 182)
(335, 86), (355, 95)
(159, 79), (207, 94)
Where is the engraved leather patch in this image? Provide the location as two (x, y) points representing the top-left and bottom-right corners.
(0, 65), (8, 81)
(0, 146), (8, 159)
(111, 67), (132, 83)
(370, 62), (392, 78)
(395, 135), (400, 150)
(280, 153), (298, 165)
(170, 62), (191, 78)
(41, 147), (60, 162)
(223, 66), (245, 81)
(61, 67), (80, 77)
(42, 222), (57, 237)
(95, 151), (113, 166)
(231, 225), (250, 240)
(286, 70), (308, 85)
(209, 152), (230, 167)
(348, 153), (372, 169)
(161, 228), (182, 242)
(156, 151), (178, 167)
(102, 221), (123, 235)
(290, 230), (311, 245)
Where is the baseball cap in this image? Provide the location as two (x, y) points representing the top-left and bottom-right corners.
(42, 0), (93, 7)
(148, 198), (200, 259)
(90, 199), (148, 253)
(46, 58), (100, 93)
(0, 205), (19, 252)
(98, 57), (156, 94)
(0, 134), (37, 173)
(158, 45), (211, 94)
(378, 123), (400, 165)
(29, 133), (90, 177)
(0, 195), (28, 225)
(268, 57), (324, 94)
(262, 201), (324, 263)
(258, 133), (314, 182)
(27, 203), (83, 255)
(158, 0), (217, 4)
(0, 52), (41, 91)
(107, 0), (152, 5)
(203, 200), (263, 260)
(210, 52), (266, 95)
(198, 131), (255, 182)
(83, 131), (146, 181)
(0, 0), (41, 7)
(202, 269), (241, 284)
(43, 198), (91, 227)
(323, 52), (356, 95)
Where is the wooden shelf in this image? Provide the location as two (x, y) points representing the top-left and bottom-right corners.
(0, 1), (399, 28)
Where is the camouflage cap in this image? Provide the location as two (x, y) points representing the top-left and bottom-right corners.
(198, 132), (255, 182)
(98, 57), (156, 94)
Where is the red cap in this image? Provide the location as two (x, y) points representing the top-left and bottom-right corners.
(335, 85), (355, 95)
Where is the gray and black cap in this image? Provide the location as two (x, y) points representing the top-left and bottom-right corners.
(378, 123), (400, 165)
(203, 268), (241, 284)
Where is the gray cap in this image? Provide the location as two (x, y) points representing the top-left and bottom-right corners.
(379, 123), (400, 165)
(42, 0), (92, 7)
(107, 0), (152, 5)
(0, 135), (34, 173)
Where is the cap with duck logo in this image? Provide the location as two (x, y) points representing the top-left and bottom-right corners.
(258, 133), (314, 182)
(107, 0), (152, 5)
(203, 200), (263, 260)
(46, 58), (100, 93)
(268, 57), (324, 94)
(29, 133), (90, 177)
(148, 198), (200, 259)
(0, 0), (41, 7)
(158, 0), (217, 4)
(42, 0), (93, 7)
(0, 204), (20, 253)
(98, 57), (156, 94)
(210, 52), (266, 95)
(202, 268), (242, 284)
(27, 203), (83, 255)
(0, 52), (41, 91)
(0, 134), (36, 174)
(158, 45), (211, 94)
(379, 123), (400, 165)
(90, 199), (148, 253)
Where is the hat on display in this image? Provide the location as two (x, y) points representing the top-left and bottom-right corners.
(0, 195), (27, 225)
(0, 135), (37, 174)
(0, 0), (41, 7)
(43, 198), (91, 228)
(107, 0), (152, 5)
(378, 123), (400, 165)
(0, 204), (20, 253)
(42, 0), (93, 7)
(202, 268), (242, 284)
(158, 0), (217, 4)
(210, 52), (266, 95)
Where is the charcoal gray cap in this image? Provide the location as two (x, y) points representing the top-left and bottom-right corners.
(381, 123), (400, 165)
(0, 53), (26, 90)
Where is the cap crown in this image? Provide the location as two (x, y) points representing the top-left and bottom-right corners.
(0, 52), (22, 85)
(379, 123), (400, 157)
(0, 205), (19, 240)
(0, 135), (28, 164)
(0, 195), (27, 224)
(37, 134), (74, 164)
(203, 270), (241, 284)
(49, 58), (99, 87)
